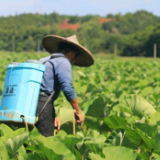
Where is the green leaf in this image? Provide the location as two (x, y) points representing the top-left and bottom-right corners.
(134, 122), (158, 137)
(86, 95), (107, 118)
(104, 115), (128, 129)
(86, 130), (106, 142)
(125, 94), (156, 118)
(0, 123), (13, 137)
(139, 86), (153, 97)
(84, 116), (111, 132)
(125, 126), (160, 153)
(53, 135), (83, 149)
(89, 146), (137, 160)
(103, 146), (137, 160)
(26, 152), (46, 160)
(106, 129), (125, 146)
(35, 140), (66, 160)
(89, 153), (104, 160)
(57, 108), (73, 125)
(4, 132), (29, 154)
(85, 141), (110, 158)
(0, 143), (10, 160)
(149, 112), (160, 124)
(33, 136), (76, 160)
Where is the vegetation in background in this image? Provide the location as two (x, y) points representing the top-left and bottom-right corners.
(0, 10), (160, 56)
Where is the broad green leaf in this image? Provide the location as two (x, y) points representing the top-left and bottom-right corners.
(106, 129), (125, 146)
(35, 141), (66, 160)
(0, 123), (13, 137)
(0, 143), (10, 160)
(53, 135), (83, 149)
(26, 152), (46, 160)
(84, 141), (110, 158)
(139, 86), (153, 97)
(136, 152), (150, 160)
(70, 147), (82, 160)
(56, 130), (67, 136)
(84, 116), (111, 132)
(125, 126), (160, 153)
(135, 79), (153, 89)
(149, 112), (160, 124)
(33, 136), (76, 160)
(104, 115), (128, 129)
(134, 122), (158, 137)
(4, 132), (29, 154)
(103, 146), (137, 160)
(74, 82), (87, 95)
(77, 71), (86, 78)
(89, 153), (104, 160)
(86, 95), (107, 118)
(121, 135), (138, 150)
(153, 153), (160, 160)
(89, 146), (137, 160)
(57, 108), (74, 125)
(86, 130), (106, 142)
(125, 94), (156, 118)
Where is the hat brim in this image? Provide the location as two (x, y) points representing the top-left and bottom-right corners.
(42, 35), (94, 67)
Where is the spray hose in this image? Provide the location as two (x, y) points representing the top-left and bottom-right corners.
(20, 115), (31, 145)
(73, 110), (76, 135)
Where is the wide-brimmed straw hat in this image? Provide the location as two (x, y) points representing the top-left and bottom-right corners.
(42, 35), (94, 67)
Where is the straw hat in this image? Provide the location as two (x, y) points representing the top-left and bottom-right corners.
(42, 35), (94, 67)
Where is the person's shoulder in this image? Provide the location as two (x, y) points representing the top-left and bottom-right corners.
(50, 56), (71, 68)
(59, 57), (71, 68)
(39, 56), (51, 63)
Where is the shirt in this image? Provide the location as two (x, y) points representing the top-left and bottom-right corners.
(39, 52), (76, 102)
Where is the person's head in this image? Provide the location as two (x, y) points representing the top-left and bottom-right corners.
(42, 35), (94, 67)
(58, 42), (80, 64)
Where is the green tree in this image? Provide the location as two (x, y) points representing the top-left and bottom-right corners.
(24, 36), (36, 51)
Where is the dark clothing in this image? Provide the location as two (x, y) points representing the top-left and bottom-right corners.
(35, 94), (55, 137)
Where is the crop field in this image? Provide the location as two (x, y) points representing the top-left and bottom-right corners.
(0, 52), (160, 160)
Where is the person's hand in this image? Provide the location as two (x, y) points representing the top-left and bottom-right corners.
(75, 112), (85, 128)
(54, 117), (60, 133)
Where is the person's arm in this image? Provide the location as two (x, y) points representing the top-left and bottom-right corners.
(56, 59), (85, 127)
(69, 98), (85, 128)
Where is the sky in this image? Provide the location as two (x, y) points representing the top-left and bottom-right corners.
(0, 0), (160, 17)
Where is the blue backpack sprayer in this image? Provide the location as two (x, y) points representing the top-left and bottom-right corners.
(0, 59), (45, 126)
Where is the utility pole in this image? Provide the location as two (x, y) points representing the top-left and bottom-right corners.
(37, 40), (40, 53)
(154, 43), (157, 58)
(114, 43), (117, 57)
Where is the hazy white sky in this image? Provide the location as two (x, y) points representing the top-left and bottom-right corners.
(0, 0), (160, 17)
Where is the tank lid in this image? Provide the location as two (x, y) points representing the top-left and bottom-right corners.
(10, 62), (19, 65)
(26, 59), (42, 64)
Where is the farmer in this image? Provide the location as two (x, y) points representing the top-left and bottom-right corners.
(35, 35), (94, 137)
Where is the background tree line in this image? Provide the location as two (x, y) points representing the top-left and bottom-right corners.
(0, 10), (160, 56)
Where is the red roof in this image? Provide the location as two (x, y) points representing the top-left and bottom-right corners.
(98, 18), (112, 24)
(58, 19), (81, 31)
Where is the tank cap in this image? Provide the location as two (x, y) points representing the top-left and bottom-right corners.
(10, 62), (19, 65)
(26, 59), (42, 64)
